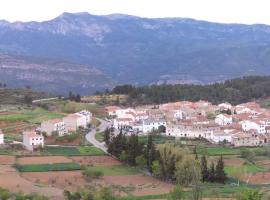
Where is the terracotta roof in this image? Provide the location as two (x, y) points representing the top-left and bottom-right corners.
(23, 131), (41, 138)
(47, 118), (63, 124)
(117, 118), (133, 122)
(65, 114), (82, 119)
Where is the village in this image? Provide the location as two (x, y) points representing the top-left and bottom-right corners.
(0, 99), (269, 150)
(106, 100), (270, 147)
(0, 110), (92, 151)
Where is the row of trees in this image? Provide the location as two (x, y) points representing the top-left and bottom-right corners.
(200, 155), (227, 184)
(68, 91), (81, 102)
(105, 129), (202, 186)
(110, 76), (270, 105)
(105, 129), (158, 170)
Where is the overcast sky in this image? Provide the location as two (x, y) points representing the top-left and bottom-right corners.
(0, 0), (270, 24)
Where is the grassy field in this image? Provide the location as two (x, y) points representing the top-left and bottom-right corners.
(44, 146), (105, 156)
(95, 132), (104, 142)
(88, 165), (139, 176)
(15, 162), (81, 172)
(139, 135), (175, 144)
(225, 164), (264, 174)
(117, 184), (249, 199)
(0, 108), (64, 124)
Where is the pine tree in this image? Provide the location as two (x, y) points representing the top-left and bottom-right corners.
(104, 128), (111, 146)
(200, 155), (208, 182)
(127, 134), (140, 166)
(208, 162), (215, 183)
(194, 146), (198, 160)
(215, 155), (227, 184)
(147, 134), (158, 173)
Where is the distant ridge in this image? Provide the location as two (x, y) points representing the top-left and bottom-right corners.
(1, 12), (270, 94)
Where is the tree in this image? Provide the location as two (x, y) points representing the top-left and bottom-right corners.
(215, 155), (227, 184)
(174, 156), (201, 186)
(169, 185), (184, 200)
(135, 155), (146, 168)
(158, 125), (166, 133)
(236, 189), (262, 200)
(0, 187), (11, 200)
(119, 150), (128, 163)
(104, 128), (111, 146)
(208, 162), (215, 183)
(200, 155), (209, 182)
(127, 134), (141, 166)
(95, 187), (116, 200)
(158, 144), (185, 180)
(75, 94), (81, 102)
(23, 94), (33, 105)
(152, 160), (161, 177)
(191, 184), (202, 200)
(146, 134), (157, 173)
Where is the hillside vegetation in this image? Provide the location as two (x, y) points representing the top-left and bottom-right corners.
(3, 12), (270, 91)
(110, 76), (270, 105)
(0, 88), (52, 105)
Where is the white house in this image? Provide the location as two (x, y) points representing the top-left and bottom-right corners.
(215, 114), (233, 126)
(112, 118), (133, 129)
(105, 106), (120, 116)
(63, 114), (87, 131)
(0, 129), (4, 144)
(77, 110), (92, 125)
(209, 132), (232, 143)
(41, 118), (67, 136)
(166, 122), (220, 140)
(115, 108), (135, 118)
(142, 119), (166, 133)
(172, 110), (185, 120)
(218, 102), (232, 110)
(23, 131), (44, 151)
(232, 133), (268, 147)
(240, 120), (267, 134)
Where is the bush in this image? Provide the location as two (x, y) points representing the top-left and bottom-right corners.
(82, 167), (104, 181)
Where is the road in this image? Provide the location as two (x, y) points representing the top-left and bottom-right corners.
(32, 97), (59, 103)
(85, 118), (111, 153)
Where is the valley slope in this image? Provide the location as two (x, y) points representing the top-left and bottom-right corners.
(1, 13), (270, 90)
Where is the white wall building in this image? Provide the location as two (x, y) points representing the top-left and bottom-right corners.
(77, 110), (92, 125)
(23, 131), (44, 151)
(0, 129), (4, 144)
(240, 120), (267, 134)
(63, 114), (87, 131)
(41, 118), (67, 136)
(210, 132), (232, 143)
(172, 110), (185, 120)
(166, 122), (220, 140)
(142, 119), (166, 133)
(218, 103), (232, 110)
(115, 108), (135, 118)
(215, 114), (233, 126)
(113, 118), (133, 129)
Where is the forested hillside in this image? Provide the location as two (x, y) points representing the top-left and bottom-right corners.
(110, 76), (270, 105)
(2, 12), (270, 88)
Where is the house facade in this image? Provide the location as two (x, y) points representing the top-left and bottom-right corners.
(0, 129), (3, 144)
(215, 114), (233, 126)
(142, 119), (166, 133)
(41, 118), (67, 136)
(63, 114), (86, 131)
(23, 131), (44, 151)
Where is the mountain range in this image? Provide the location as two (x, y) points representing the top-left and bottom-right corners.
(1, 12), (270, 94)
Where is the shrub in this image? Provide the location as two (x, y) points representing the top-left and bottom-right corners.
(82, 167), (104, 181)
